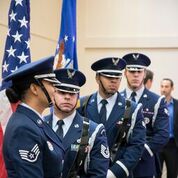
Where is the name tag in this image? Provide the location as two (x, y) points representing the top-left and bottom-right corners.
(71, 144), (80, 152)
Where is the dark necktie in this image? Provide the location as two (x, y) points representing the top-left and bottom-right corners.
(56, 120), (64, 139)
(99, 99), (108, 124)
(130, 92), (136, 102)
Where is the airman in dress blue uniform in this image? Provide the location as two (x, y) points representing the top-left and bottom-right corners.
(3, 56), (65, 178)
(77, 57), (146, 178)
(122, 53), (169, 178)
(45, 68), (110, 178)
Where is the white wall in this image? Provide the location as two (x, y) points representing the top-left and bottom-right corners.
(1, 0), (178, 97)
(78, 0), (178, 97)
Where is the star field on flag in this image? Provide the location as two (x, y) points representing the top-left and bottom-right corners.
(1, 0), (31, 90)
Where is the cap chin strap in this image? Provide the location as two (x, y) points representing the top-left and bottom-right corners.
(99, 76), (114, 97)
(54, 97), (77, 113)
(35, 79), (53, 107)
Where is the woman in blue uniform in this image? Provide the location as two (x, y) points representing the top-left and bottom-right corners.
(3, 56), (64, 178)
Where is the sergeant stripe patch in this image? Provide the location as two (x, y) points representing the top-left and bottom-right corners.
(19, 144), (40, 162)
(101, 144), (110, 159)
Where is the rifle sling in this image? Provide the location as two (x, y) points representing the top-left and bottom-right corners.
(111, 99), (132, 162)
(66, 117), (89, 178)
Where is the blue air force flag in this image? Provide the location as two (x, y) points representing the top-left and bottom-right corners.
(54, 0), (78, 70)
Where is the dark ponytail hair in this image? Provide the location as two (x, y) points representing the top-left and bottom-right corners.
(5, 87), (20, 103)
(5, 76), (39, 103)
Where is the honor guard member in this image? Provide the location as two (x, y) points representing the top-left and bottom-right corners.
(45, 68), (110, 178)
(3, 56), (65, 178)
(122, 53), (169, 178)
(77, 57), (146, 178)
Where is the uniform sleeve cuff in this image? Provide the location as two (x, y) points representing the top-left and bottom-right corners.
(110, 160), (129, 178)
(144, 143), (153, 156)
(141, 144), (154, 160)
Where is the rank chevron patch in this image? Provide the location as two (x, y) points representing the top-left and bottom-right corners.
(101, 144), (110, 159)
(19, 144), (40, 162)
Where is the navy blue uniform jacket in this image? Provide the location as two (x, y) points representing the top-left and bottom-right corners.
(45, 111), (110, 178)
(121, 88), (169, 177)
(3, 105), (65, 178)
(78, 92), (146, 178)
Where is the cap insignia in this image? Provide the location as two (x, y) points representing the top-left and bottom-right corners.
(112, 58), (120, 66)
(133, 54), (139, 60)
(67, 69), (75, 79)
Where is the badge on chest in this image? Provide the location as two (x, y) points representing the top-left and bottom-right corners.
(71, 144), (80, 152)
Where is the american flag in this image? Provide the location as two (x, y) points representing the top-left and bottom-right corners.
(54, 0), (78, 70)
(1, 0), (31, 90)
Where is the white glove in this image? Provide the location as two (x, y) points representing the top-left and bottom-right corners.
(107, 169), (116, 178)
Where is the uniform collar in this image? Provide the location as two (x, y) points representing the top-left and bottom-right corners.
(126, 85), (145, 102)
(63, 110), (76, 126)
(53, 110), (76, 135)
(20, 102), (43, 119)
(97, 92), (117, 105)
